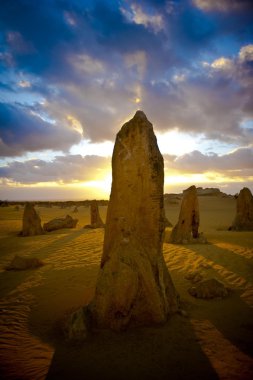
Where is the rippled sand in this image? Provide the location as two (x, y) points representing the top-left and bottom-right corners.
(0, 198), (253, 380)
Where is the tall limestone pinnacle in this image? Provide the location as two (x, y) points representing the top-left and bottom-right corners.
(84, 200), (105, 229)
(168, 185), (207, 244)
(88, 110), (179, 330)
(20, 202), (43, 237)
(230, 187), (253, 231)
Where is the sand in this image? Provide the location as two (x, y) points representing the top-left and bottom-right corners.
(0, 196), (252, 380)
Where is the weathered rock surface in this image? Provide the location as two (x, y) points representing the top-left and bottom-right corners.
(63, 308), (89, 342)
(168, 185), (207, 244)
(188, 278), (229, 299)
(185, 271), (203, 283)
(43, 215), (78, 232)
(6, 255), (44, 271)
(84, 200), (105, 229)
(20, 202), (44, 236)
(164, 217), (173, 227)
(86, 111), (178, 331)
(229, 187), (253, 231)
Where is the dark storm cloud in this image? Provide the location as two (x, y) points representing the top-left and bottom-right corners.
(0, 154), (110, 184)
(0, 102), (82, 156)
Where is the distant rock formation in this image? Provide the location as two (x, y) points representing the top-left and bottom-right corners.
(196, 187), (221, 196)
(20, 202), (44, 236)
(73, 206), (78, 213)
(168, 185), (206, 244)
(188, 278), (229, 299)
(0, 201), (9, 207)
(6, 255), (44, 271)
(164, 187), (230, 200)
(43, 215), (78, 232)
(164, 194), (181, 205)
(84, 200), (105, 229)
(66, 111), (179, 341)
(229, 187), (253, 231)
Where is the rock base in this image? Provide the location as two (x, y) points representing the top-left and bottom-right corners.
(188, 278), (229, 299)
(6, 255), (44, 271)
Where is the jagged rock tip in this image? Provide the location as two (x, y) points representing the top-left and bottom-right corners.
(133, 110), (147, 119)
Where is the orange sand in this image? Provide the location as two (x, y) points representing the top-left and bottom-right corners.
(0, 196), (252, 380)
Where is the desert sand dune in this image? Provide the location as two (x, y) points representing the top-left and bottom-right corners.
(0, 198), (253, 380)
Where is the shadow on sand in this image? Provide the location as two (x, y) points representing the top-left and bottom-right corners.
(0, 228), (88, 297)
(188, 243), (253, 359)
(45, 315), (219, 380)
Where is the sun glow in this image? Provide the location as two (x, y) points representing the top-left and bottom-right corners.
(78, 174), (112, 196)
(70, 139), (114, 157)
(165, 173), (207, 186)
(157, 130), (197, 156)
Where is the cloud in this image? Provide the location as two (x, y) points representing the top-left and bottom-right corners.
(121, 3), (165, 33)
(124, 51), (147, 79)
(0, 154), (110, 184)
(0, 102), (82, 156)
(210, 57), (233, 71)
(239, 44), (253, 63)
(139, 42), (253, 144)
(70, 54), (105, 75)
(193, 0), (253, 12)
(164, 146), (253, 175)
(6, 31), (34, 54)
(0, 1), (190, 82)
(0, 0), (252, 157)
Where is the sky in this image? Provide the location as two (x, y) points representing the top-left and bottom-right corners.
(0, 0), (253, 200)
